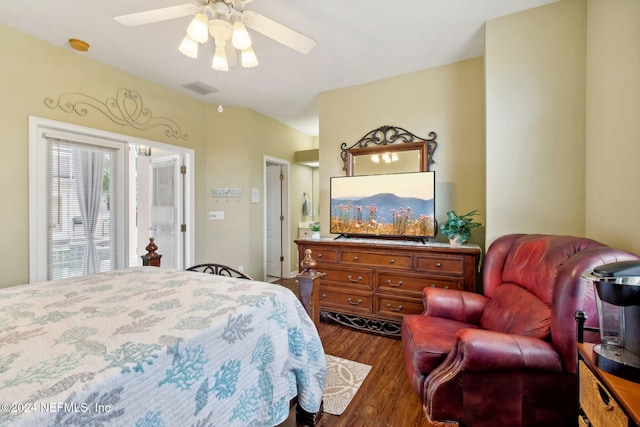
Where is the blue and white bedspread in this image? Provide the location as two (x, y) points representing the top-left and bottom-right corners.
(0, 267), (326, 426)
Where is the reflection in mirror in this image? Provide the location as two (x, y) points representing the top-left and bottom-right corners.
(353, 149), (421, 175)
(341, 126), (437, 176)
(349, 144), (425, 176)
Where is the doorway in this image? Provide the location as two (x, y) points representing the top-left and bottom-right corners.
(28, 116), (194, 282)
(264, 157), (290, 282)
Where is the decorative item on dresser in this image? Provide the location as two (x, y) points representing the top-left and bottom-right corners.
(439, 209), (481, 245)
(295, 237), (481, 336)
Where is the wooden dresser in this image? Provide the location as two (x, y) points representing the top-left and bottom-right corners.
(294, 238), (481, 336)
(578, 343), (640, 426)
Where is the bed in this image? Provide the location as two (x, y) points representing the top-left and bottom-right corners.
(0, 267), (326, 426)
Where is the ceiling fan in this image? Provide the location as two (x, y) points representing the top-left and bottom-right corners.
(113, 0), (316, 71)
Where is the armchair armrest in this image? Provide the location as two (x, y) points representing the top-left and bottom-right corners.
(423, 288), (489, 324)
(455, 328), (563, 372)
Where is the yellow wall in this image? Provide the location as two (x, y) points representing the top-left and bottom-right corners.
(484, 0), (640, 255)
(318, 58), (486, 247)
(0, 24), (313, 286)
(485, 0), (587, 244)
(585, 0), (640, 254)
(204, 105), (314, 277)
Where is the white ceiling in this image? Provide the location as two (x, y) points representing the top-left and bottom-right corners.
(0, 0), (555, 136)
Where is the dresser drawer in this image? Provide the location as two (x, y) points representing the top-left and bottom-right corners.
(375, 295), (424, 320)
(340, 250), (412, 269)
(377, 271), (463, 294)
(316, 266), (371, 288)
(415, 254), (465, 275)
(579, 361), (628, 427)
(304, 247), (338, 263)
(318, 286), (372, 314)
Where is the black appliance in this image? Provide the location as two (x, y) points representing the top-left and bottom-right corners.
(583, 260), (640, 383)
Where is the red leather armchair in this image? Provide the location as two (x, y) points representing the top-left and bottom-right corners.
(401, 234), (640, 427)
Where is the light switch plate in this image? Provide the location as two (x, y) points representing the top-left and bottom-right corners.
(208, 211), (224, 220)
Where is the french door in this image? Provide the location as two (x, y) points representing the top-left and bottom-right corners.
(29, 117), (194, 283)
(147, 155), (182, 270)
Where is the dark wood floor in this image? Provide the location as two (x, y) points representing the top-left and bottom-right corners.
(274, 278), (429, 427)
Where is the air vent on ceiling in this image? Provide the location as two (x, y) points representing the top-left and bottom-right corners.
(182, 81), (219, 96)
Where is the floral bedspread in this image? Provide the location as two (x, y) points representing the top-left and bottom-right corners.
(0, 267), (326, 426)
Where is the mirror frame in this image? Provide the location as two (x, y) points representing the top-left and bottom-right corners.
(340, 125), (438, 176)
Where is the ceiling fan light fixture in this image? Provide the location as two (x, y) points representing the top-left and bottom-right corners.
(241, 46), (258, 68)
(232, 21), (252, 50)
(212, 46), (229, 71)
(178, 35), (198, 59)
(208, 19), (233, 42)
(187, 12), (209, 43)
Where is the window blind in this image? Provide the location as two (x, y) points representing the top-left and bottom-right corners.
(46, 138), (118, 280)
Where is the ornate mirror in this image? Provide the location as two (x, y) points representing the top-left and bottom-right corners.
(340, 126), (437, 176)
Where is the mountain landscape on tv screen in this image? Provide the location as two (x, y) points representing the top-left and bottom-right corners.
(330, 193), (435, 237)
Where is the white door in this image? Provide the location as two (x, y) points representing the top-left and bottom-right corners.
(266, 163), (283, 277)
(148, 155), (182, 269)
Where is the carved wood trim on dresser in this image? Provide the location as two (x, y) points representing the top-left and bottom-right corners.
(294, 238), (482, 336)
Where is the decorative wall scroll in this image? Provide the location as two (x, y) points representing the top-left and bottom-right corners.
(340, 125), (438, 174)
(44, 88), (188, 141)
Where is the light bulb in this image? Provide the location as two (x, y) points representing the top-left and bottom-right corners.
(178, 35), (198, 59)
(187, 13), (208, 43)
(232, 21), (252, 50)
(212, 45), (229, 71)
(241, 46), (258, 68)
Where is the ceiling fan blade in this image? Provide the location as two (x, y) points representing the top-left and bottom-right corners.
(113, 4), (200, 27)
(243, 11), (315, 55)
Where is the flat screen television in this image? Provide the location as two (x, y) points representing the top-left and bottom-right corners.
(330, 171), (436, 240)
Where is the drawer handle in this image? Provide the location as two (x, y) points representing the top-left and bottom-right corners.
(320, 293), (327, 300)
(430, 284), (436, 287)
(386, 303), (404, 312)
(595, 382), (614, 411)
(386, 279), (403, 287)
(347, 275), (363, 283)
(435, 262), (442, 267)
(347, 298), (363, 305)
(389, 259), (395, 264)
(317, 253), (323, 257)
(353, 256), (359, 261)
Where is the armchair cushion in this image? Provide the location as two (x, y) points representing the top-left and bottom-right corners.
(423, 287), (489, 324)
(479, 284), (551, 339)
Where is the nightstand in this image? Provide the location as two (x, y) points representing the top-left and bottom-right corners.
(577, 343), (640, 426)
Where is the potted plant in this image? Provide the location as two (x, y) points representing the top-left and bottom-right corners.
(310, 222), (321, 239)
(440, 210), (481, 245)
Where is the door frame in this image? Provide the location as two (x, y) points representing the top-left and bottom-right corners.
(28, 116), (195, 282)
(263, 156), (290, 281)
